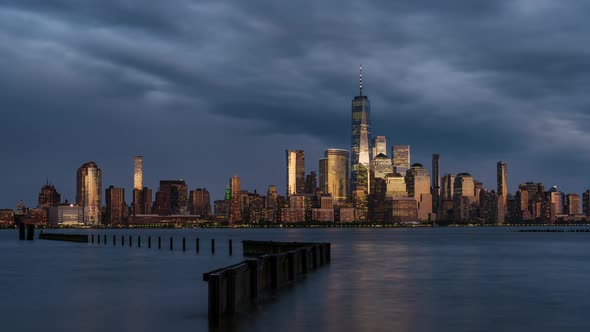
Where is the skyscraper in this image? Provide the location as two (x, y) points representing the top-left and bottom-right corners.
(105, 186), (126, 224)
(134, 156), (143, 190)
(566, 193), (581, 216)
(38, 183), (61, 208)
(157, 180), (188, 215)
(286, 149), (305, 196)
(392, 145), (410, 176)
(351, 65), (371, 195)
(320, 149), (350, 203)
(432, 154), (440, 214)
(229, 175), (241, 223)
(76, 161), (102, 225)
(497, 161), (508, 219)
(189, 188), (211, 217)
(371, 136), (387, 157)
(406, 163), (432, 221)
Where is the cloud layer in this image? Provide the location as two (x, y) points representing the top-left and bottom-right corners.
(1, 0), (590, 207)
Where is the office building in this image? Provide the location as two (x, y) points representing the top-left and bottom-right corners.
(189, 188), (211, 217)
(566, 193), (581, 216)
(38, 183), (61, 208)
(371, 136), (387, 157)
(392, 145), (410, 176)
(286, 149), (305, 196)
(76, 161), (102, 225)
(105, 186), (126, 224)
(319, 149), (350, 203)
(134, 156), (143, 190)
(48, 203), (83, 225)
(432, 154), (440, 214)
(351, 65), (372, 194)
(229, 175), (241, 223)
(156, 180), (188, 215)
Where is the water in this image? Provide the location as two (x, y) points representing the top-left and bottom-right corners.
(1, 227), (589, 331)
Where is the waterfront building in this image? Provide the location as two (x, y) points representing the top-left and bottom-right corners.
(583, 190), (590, 217)
(281, 194), (306, 222)
(391, 198), (418, 223)
(392, 145), (410, 176)
(497, 161), (508, 223)
(286, 150), (305, 196)
(189, 188), (211, 217)
(229, 175), (241, 223)
(351, 65), (372, 195)
(516, 185), (532, 221)
(338, 207), (356, 223)
(566, 193), (581, 216)
(152, 191), (170, 215)
(157, 180), (188, 215)
(48, 203), (83, 225)
(432, 154), (440, 216)
(371, 136), (387, 157)
(214, 200), (229, 222)
(141, 187), (152, 215)
(0, 209), (14, 224)
(76, 161), (102, 225)
(405, 163), (432, 221)
(547, 186), (564, 216)
(319, 149), (350, 203)
(105, 186), (126, 224)
(352, 188), (367, 222)
(38, 183), (61, 208)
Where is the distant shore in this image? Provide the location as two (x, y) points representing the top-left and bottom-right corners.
(2, 223), (590, 230)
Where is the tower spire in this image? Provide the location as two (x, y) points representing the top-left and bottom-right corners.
(359, 64), (363, 96)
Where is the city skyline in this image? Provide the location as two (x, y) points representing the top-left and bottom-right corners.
(2, 1), (590, 208)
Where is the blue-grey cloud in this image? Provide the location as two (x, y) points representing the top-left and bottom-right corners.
(1, 0), (590, 207)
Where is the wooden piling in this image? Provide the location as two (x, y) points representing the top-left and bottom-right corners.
(122, 235), (125, 246)
(229, 239), (233, 256)
(113, 235), (115, 246)
(183, 237), (186, 251)
(196, 238), (200, 253)
(91, 234), (94, 244)
(103, 234), (106, 245)
(138, 236), (141, 248)
(26, 224), (35, 241)
(129, 235), (132, 247)
(158, 236), (161, 249)
(19, 223), (25, 240)
(170, 237), (173, 251)
(212, 238), (215, 254)
(148, 236), (151, 248)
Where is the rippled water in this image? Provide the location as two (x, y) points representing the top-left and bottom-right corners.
(1, 227), (589, 332)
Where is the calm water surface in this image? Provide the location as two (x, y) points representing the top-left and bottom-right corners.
(1, 228), (589, 331)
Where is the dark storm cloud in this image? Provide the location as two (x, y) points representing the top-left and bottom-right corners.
(1, 0), (590, 206)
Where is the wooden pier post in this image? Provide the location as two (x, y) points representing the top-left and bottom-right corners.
(19, 223), (25, 240)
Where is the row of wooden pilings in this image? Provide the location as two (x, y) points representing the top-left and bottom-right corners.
(18, 223), (35, 241)
(90, 234), (234, 255)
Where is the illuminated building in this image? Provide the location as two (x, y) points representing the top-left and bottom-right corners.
(385, 173), (407, 198)
(214, 200), (229, 222)
(566, 193), (581, 216)
(405, 163), (432, 221)
(372, 153), (393, 180)
(106, 186), (126, 224)
(38, 183), (61, 208)
(392, 145), (410, 176)
(286, 149), (305, 196)
(454, 173), (475, 198)
(281, 194), (306, 222)
(48, 203), (83, 225)
(189, 188), (211, 217)
(338, 207), (356, 223)
(497, 161), (507, 222)
(76, 161), (102, 225)
(391, 198), (418, 223)
(547, 186), (564, 216)
(0, 209), (15, 224)
(134, 156), (143, 190)
(229, 175), (241, 223)
(319, 149), (350, 203)
(351, 65), (372, 195)
(371, 136), (387, 157)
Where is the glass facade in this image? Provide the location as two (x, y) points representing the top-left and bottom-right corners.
(286, 149), (305, 196)
(76, 161), (102, 225)
(351, 68), (372, 195)
(320, 149), (350, 203)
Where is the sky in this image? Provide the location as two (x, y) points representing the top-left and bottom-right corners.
(1, 0), (590, 208)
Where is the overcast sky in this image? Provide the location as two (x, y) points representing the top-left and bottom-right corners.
(1, 0), (590, 208)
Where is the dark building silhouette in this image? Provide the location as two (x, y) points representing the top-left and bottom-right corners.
(106, 186), (126, 224)
(156, 180), (188, 215)
(38, 183), (61, 208)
